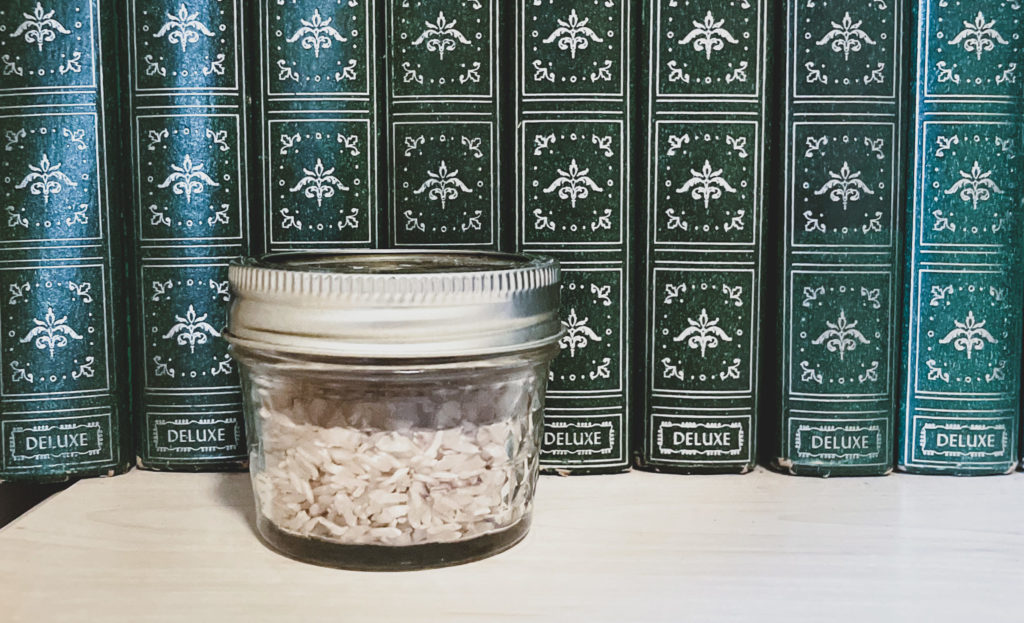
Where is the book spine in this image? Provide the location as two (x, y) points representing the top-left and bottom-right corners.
(0, 0), (132, 482)
(126, 0), (250, 470)
(253, 0), (383, 253)
(635, 0), (772, 473)
(384, 0), (503, 249)
(773, 1), (910, 476)
(898, 0), (1023, 474)
(514, 1), (635, 473)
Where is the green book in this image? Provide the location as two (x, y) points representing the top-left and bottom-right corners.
(125, 0), (250, 469)
(0, 0), (132, 481)
(253, 0), (383, 253)
(898, 0), (1023, 474)
(635, 0), (773, 473)
(384, 0), (503, 249)
(772, 1), (910, 476)
(514, 0), (634, 473)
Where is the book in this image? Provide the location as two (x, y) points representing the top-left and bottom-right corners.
(253, 0), (383, 253)
(125, 0), (250, 469)
(0, 0), (132, 481)
(772, 1), (910, 476)
(384, 0), (503, 249)
(514, 0), (635, 473)
(898, 0), (1023, 474)
(634, 0), (772, 473)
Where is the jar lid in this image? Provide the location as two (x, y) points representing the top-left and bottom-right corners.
(224, 250), (562, 359)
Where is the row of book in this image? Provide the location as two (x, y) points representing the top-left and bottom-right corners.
(0, 0), (1020, 482)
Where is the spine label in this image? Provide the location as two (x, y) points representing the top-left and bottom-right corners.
(788, 417), (889, 466)
(651, 416), (750, 463)
(148, 414), (243, 460)
(541, 416), (621, 462)
(911, 416), (1014, 465)
(2, 412), (113, 471)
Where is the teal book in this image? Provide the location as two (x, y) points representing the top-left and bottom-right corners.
(772, 1), (910, 476)
(0, 0), (132, 481)
(384, 0), (503, 249)
(635, 0), (773, 473)
(253, 0), (383, 253)
(898, 0), (1023, 474)
(514, 1), (635, 473)
(125, 0), (250, 469)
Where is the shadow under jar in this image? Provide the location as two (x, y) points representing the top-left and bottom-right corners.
(224, 251), (563, 570)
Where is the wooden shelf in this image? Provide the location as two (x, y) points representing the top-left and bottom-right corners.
(1, 468), (1022, 621)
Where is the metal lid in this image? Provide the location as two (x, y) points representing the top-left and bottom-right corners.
(224, 250), (562, 359)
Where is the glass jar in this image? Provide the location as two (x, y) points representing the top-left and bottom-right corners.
(224, 251), (562, 570)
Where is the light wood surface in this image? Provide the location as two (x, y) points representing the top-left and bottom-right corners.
(1, 468), (1021, 622)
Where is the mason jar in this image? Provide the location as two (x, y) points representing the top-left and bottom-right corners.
(224, 251), (562, 570)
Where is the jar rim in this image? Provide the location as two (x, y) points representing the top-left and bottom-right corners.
(225, 250), (563, 359)
(249, 249), (553, 277)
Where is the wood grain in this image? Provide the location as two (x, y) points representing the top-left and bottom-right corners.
(1, 469), (1021, 622)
